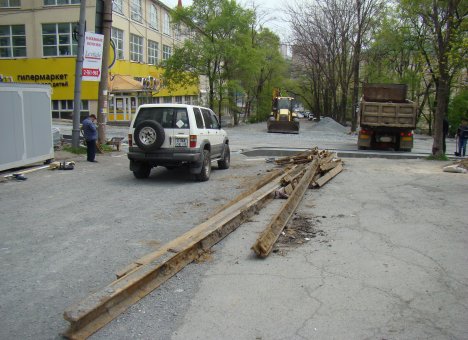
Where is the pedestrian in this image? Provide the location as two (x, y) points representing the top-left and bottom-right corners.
(443, 116), (449, 154)
(455, 117), (468, 157)
(82, 114), (98, 162)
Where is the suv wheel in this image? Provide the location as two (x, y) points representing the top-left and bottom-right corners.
(195, 149), (211, 181)
(134, 120), (165, 151)
(133, 163), (151, 179)
(218, 144), (230, 169)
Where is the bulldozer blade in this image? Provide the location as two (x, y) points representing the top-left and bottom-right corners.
(267, 121), (299, 134)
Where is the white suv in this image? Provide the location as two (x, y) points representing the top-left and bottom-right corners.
(127, 104), (230, 181)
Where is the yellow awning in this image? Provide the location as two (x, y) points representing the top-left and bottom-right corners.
(108, 74), (143, 92)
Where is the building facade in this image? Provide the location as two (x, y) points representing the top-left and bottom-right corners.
(0, 0), (198, 122)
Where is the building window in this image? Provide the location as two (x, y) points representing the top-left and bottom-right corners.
(111, 27), (124, 59)
(0, 0), (21, 8)
(163, 96), (172, 104)
(163, 12), (171, 36)
(130, 34), (143, 62)
(184, 95), (192, 105)
(130, 0), (142, 22)
(51, 100), (88, 120)
(0, 25), (26, 58)
(44, 0), (80, 5)
(149, 4), (158, 30)
(162, 44), (171, 61)
(112, 0), (122, 13)
(174, 26), (182, 41)
(147, 40), (158, 65)
(42, 23), (77, 56)
(175, 96), (182, 104)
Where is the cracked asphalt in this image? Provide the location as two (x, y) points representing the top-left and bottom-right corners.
(1, 119), (467, 339)
(171, 159), (468, 340)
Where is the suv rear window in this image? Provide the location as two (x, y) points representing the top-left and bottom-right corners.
(133, 107), (189, 129)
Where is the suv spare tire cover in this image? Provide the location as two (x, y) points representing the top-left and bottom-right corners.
(134, 120), (166, 151)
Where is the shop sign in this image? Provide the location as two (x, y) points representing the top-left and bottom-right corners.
(16, 73), (69, 87)
(82, 32), (104, 82)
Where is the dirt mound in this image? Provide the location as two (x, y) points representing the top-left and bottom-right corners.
(315, 117), (349, 134)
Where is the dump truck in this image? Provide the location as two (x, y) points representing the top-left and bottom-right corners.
(267, 89), (299, 134)
(358, 84), (417, 151)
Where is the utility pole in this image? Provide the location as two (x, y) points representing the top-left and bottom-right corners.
(96, 0), (112, 144)
(71, 0), (87, 148)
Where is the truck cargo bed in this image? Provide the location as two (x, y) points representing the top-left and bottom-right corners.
(363, 83), (407, 102)
(360, 100), (417, 129)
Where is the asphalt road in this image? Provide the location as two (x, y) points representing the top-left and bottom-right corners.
(1, 119), (467, 339)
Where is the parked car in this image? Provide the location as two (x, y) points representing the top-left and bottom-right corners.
(127, 104), (230, 181)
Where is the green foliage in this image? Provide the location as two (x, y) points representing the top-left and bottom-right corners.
(448, 89), (468, 135)
(100, 144), (115, 152)
(165, 0), (255, 109)
(426, 154), (449, 161)
(164, 0), (286, 122)
(63, 146), (87, 154)
(364, 15), (423, 100)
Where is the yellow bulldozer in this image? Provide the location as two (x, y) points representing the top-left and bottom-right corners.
(267, 88), (299, 134)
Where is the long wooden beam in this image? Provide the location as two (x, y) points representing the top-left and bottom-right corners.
(315, 162), (343, 187)
(62, 168), (296, 339)
(251, 159), (319, 258)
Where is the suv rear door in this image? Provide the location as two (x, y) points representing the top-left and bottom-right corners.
(192, 107), (208, 148)
(201, 108), (223, 157)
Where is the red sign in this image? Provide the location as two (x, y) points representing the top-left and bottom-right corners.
(82, 68), (100, 77)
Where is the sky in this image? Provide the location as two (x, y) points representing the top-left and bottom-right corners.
(162, 0), (292, 42)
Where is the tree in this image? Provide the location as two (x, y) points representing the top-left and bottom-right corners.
(165, 0), (286, 125)
(288, 0), (383, 126)
(399, 0), (467, 156)
(364, 15), (433, 132)
(350, 0), (384, 131)
(164, 0), (254, 112)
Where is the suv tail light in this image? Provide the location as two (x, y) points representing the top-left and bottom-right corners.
(128, 133), (133, 147)
(190, 135), (197, 148)
(400, 132), (413, 137)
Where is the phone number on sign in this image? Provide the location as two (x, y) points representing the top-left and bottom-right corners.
(82, 68), (100, 77)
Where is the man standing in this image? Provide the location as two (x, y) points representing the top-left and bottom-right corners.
(456, 117), (468, 157)
(82, 114), (98, 162)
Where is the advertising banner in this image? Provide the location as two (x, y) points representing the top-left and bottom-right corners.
(82, 32), (104, 82)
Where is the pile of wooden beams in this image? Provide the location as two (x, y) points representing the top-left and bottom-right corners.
(252, 149), (343, 257)
(62, 148), (343, 339)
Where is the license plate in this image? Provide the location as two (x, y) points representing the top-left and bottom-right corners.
(175, 137), (188, 147)
(379, 136), (392, 142)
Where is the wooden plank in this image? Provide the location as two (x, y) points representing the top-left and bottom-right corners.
(208, 167), (290, 219)
(63, 172), (288, 339)
(251, 159), (319, 258)
(320, 159), (341, 172)
(315, 162), (343, 187)
(319, 153), (336, 166)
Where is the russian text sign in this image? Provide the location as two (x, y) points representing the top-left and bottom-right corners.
(82, 32), (104, 82)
